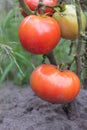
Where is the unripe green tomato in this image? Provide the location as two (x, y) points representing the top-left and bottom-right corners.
(53, 4), (86, 40)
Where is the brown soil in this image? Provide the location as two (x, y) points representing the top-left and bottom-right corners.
(0, 81), (87, 130)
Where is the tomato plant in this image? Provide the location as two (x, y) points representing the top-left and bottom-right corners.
(18, 15), (61, 54)
(20, 0), (58, 16)
(53, 4), (86, 40)
(30, 64), (80, 104)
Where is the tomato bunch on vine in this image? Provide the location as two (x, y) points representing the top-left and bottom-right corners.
(18, 0), (86, 115)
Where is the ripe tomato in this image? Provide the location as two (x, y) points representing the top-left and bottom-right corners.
(18, 15), (61, 54)
(53, 4), (86, 40)
(20, 0), (58, 16)
(30, 64), (80, 104)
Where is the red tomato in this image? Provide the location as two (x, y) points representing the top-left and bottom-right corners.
(18, 15), (61, 54)
(30, 64), (80, 104)
(20, 0), (58, 16)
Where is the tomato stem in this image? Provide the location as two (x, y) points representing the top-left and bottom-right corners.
(42, 54), (47, 64)
(42, 51), (57, 65)
(62, 100), (80, 120)
(18, 0), (34, 15)
(19, 0), (66, 16)
(46, 51), (57, 65)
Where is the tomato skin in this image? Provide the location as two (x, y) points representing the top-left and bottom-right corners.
(20, 0), (58, 16)
(30, 64), (80, 104)
(18, 15), (60, 54)
(53, 5), (86, 40)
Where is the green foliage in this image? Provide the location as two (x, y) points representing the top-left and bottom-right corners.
(0, 1), (42, 85)
(54, 39), (73, 64)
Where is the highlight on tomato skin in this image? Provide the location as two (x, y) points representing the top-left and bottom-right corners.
(30, 64), (80, 104)
(18, 15), (61, 54)
(19, 0), (58, 17)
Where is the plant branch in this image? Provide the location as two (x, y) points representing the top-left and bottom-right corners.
(75, 0), (83, 77)
(62, 0), (83, 120)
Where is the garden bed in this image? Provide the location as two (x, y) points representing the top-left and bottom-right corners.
(0, 81), (87, 130)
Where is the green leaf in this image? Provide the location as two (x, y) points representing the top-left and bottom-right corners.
(2, 9), (15, 29)
(0, 61), (13, 83)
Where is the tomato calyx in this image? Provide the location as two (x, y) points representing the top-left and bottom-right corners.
(42, 55), (70, 72)
(42, 52), (70, 72)
(56, 2), (66, 12)
(35, 2), (66, 15)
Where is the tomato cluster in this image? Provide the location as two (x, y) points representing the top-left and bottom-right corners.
(18, 1), (84, 104)
(19, 1), (86, 53)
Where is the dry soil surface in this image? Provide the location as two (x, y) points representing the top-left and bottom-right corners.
(0, 82), (87, 130)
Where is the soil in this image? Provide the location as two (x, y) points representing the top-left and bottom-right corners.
(0, 81), (87, 130)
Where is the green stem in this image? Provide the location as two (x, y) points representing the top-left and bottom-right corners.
(18, 0), (34, 15)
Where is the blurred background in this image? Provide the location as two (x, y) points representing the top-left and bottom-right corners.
(0, 0), (87, 85)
